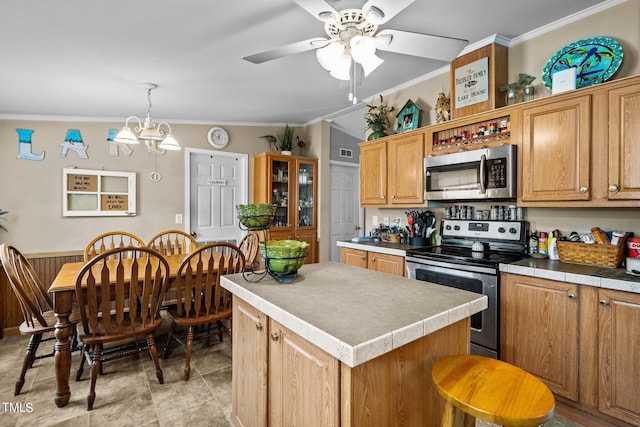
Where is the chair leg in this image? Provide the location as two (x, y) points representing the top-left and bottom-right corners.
(146, 333), (163, 384)
(76, 344), (88, 381)
(15, 334), (42, 395)
(216, 320), (225, 343)
(184, 325), (194, 381)
(87, 344), (102, 411)
(163, 321), (176, 359)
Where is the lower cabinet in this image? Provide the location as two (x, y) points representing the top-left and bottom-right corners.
(340, 247), (405, 276)
(232, 297), (470, 426)
(232, 298), (340, 427)
(501, 273), (640, 426)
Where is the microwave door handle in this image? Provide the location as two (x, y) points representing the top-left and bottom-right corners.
(480, 154), (487, 194)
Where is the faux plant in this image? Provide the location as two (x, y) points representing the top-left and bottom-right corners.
(277, 124), (293, 152)
(0, 209), (8, 232)
(365, 95), (394, 131)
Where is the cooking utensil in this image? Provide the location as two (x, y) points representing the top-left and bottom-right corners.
(407, 215), (414, 237)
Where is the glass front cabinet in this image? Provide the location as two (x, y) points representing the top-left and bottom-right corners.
(253, 153), (318, 263)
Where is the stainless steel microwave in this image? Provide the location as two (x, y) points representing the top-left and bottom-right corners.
(424, 144), (517, 201)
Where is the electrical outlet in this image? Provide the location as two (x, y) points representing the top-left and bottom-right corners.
(175, 214), (183, 224)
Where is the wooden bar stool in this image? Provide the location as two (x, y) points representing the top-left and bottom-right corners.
(432, 355), (555, 427)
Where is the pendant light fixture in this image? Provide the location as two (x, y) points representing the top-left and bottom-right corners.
(114, 84), (181, 152)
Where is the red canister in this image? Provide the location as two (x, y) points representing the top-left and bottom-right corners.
(628, 237), (640, 258)
(538, 232), (548, 255)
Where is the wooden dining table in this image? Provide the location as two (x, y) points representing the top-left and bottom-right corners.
(48, 252), (219, 408)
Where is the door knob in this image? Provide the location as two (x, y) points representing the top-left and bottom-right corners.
(609, 185), (619, 192)
(190, 231), (197, 237)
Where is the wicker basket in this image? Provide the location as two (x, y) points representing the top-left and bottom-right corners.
(557, 236), (627, 268)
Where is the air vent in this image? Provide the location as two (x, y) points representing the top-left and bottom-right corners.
(339, 148), (353, 158)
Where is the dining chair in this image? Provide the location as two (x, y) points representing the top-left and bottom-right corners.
(163, 242), (245, 381)
(0, 244), (80, 396)
(238, 232), (260, 270)
(74, 247), (170, 410)
(84, 231), (146, 261)
(147, 229), (198, 256)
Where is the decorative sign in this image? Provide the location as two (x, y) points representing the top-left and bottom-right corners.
(59, 129), (88, 159)
(107, 129), (133, 157)
(62, 168), (136, 217)
(15, 128), (45, 161)
(100, 194), (128, 211)
(208, 179), (227, 185)
(454, 57), (489, 109)
(67, 174), (98, 192)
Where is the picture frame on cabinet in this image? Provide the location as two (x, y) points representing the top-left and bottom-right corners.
(396, 99), (421, 133)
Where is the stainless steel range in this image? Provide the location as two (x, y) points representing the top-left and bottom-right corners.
(405, 219), (529, 359)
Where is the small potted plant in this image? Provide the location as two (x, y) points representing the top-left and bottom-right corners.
(365, 95), (394, 140)
(277, 124), (293, 155)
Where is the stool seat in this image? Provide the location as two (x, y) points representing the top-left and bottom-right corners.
(432, 355), (555, 427)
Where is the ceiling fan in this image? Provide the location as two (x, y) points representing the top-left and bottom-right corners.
(243, 0), (468, 82)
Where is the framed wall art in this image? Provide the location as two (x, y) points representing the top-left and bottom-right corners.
(396, 99), (421, 133)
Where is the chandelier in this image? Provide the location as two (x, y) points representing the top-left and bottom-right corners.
(114, 84), (181, 152)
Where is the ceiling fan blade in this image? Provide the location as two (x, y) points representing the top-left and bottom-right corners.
(376, 29), (468, 62)
(294, 0), (340, 21)
(362, 0), (415, 24)
(243, 38), (330, 64)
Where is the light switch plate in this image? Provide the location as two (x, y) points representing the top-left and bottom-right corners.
(175, 214), (183, 224)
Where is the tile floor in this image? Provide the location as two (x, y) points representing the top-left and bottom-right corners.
(0, 314), (581, 426)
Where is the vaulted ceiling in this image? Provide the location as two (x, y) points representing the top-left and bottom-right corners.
(0, 0), (609, 133)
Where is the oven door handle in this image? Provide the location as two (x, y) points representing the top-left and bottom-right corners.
(479, 154), (487, 194)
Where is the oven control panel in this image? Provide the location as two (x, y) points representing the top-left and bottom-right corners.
(442, 219), (525, 242)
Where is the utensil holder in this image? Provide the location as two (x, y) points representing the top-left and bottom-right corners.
(409, 237), (430, 246)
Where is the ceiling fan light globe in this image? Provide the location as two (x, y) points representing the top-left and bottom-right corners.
(316, 42), (345, 71)
(359, 54), (384, 76)
(329, 53), (351, 80)
(113, 127), (140, 144)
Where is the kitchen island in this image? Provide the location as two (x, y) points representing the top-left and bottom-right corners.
(221, 262), (487, 426)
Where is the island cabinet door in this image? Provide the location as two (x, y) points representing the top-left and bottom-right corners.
(268, 319), (340, 427)
(598, 289), (640, 425)
(232, 299), (268, 427)
(341, 247), (367, 269)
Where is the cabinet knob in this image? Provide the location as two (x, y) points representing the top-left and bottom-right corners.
(568, 293), (577, 300)
(579, 186), (589, 193)
(271, 332), (280, 341)
(609, 185), (619, 192)
(361, 255), (366, 260)
(371, 257), (376, 262)
(255, 322), (263, 330)
(391, 195), (396, 199)
(381, 195), (385, 199)
(599, 299), (609, 306)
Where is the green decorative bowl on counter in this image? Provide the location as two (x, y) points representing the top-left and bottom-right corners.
(236, 204), (276, 229)
(260, 240), (309, 282)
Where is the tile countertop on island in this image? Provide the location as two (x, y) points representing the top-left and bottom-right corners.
(220, 262), (487, 368)
(501, 258), (640, 294)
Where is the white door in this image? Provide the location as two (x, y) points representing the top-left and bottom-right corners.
(329, 162), (362, 262)
(185, 148), (248, 244)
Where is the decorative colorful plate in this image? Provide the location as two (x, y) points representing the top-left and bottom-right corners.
(542, 37), (623, 90)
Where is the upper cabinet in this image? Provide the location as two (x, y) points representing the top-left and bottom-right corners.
(517, 74), (640, 207)
(608, 83), (640, 200)
(520, 95), (592, 202)
(360, 131), (424, 207)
